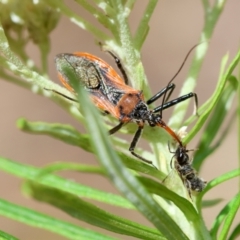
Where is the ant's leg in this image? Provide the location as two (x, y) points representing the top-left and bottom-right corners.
(162, 174), (169, 183)
(109, 122), (124, 135)
(185, 180), (193, 200)
(153, 93), (198, 115)
(129, 125), (152, 164)
(167, 142), (176, 169)
(167, 141), (176, 154)
(107, 51), (129, 85)
(146, 83), (176, 105)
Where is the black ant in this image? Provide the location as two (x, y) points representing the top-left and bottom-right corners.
(168, 143), (207, 198)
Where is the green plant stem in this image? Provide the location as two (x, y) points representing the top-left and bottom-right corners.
(0, 70), (31, 89)
(201, 0), (210, 11)
(92, 0), (116, 17)
(75, 0), (118, 39)
(122, 0), (153, 99)
(39, 40), (50, 74)
(6, 32), (29, 63)
(124, 0), (137, 15)
(44, 0), (111, 42)
(114, 0), (143, 89)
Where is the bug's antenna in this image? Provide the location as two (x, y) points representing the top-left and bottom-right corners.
(44, 88), (78, 102)
(160, 43), (203, 118)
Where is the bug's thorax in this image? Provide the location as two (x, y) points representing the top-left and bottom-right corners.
(116, 91), (149, 122)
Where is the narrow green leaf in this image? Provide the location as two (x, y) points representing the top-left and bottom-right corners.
(43, 0), (110, 42)
(37, 162), (105, 176)
(137, 176), (198, 220)
(199, 169), (240, 196)
(73, 0), (119, 40)
(210, 193), (240, 240)
(133, 0), (158, 50)
(17, 118), (165, 181)
(25, 181), (163, 240)
(33, 162), (199, 222)
(193, 76), (238, 170)
(0, 157), (133, 209)
(201, 199), (223, 208)
(228, 223), (240, 240)
(197, 169), (240, 209)
(0, 198), (114, 240)
(74, 0), (113, 29)
(184, 49), (240, 144)
(218, 193), (240, 240)
(0, 26), (24, 68)
(17, 118), (93, 152)
(0, 230), (18, 240)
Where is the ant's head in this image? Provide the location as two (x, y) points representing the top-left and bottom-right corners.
(175, 145), (189, 166)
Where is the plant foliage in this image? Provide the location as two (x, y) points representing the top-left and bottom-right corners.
(0, 0), (239, 239)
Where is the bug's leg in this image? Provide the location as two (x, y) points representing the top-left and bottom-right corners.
(106, 51), (129, 85)
(153, 92), (199, 116)
(129, 125), (152, 164)
(146, 83), (176, 106)
(109, 122), (124, 135)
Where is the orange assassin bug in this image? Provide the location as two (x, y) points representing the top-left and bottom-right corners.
(54, 49), (198, 163)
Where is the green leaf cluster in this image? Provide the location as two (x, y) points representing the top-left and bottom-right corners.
(0, 1), (239, 239)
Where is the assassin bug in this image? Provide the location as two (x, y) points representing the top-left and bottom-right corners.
(54, 47), (198, 163)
